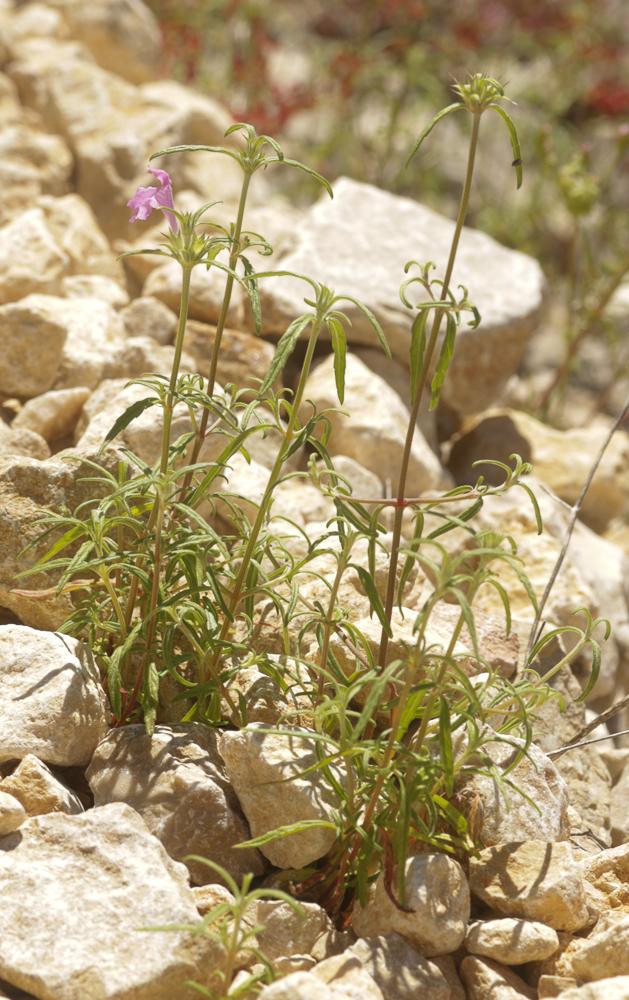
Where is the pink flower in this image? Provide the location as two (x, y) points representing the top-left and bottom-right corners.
(127, 166), (178, 232)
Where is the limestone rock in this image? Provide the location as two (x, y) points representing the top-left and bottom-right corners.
(7, 40), (233, 239)
(0, 424), (50, 460)
(45, 296), (126, 390)
(344, 935), (451, 1000)
(470, 841), (591, 932)
(144, 257), (245, 327)
(465, 918), (560, 964)
(121, 296), (177, 344)
(258, 969), (384, 1000)
(538, 976), (579, 998)
(553, 978), (629, 999)
(183, 319), (276, 393)
(460, 956), (536, 999)
(611, 765), (629, 846)
(44, 0), (162, 83)
(0, 291), (69, 394)
(12, 387), (91, 443)
(569, 911), (629, 982)
(38, 193), (121, 282)
(0, 625), (108, 766)
(0, 209), (69, 305)
(302, 353), (449, 494)
(62, 273), (129, 308)
(254, 900), (338, 963)
(257, 177), (545, 413)
(1, 298), (72, 401)
(0, 791), (26, 835)
(581, 842), (629, 918)
(352, 853), (469, 955)
(0, 803), (217, 1000)
(0, 451), (115, 628)
(86, 723), (264, 885)
(219, 724), (344, 868)
(448, 408), (629, 533)
(0, 124), (72, 225)
(0, 755), (83, 816)
(74, 378), (226, 465)
(459, 738), (570, 847)
(554, 747), (611, 848)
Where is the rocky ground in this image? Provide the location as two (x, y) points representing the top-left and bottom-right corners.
(0, 1), (628, 999)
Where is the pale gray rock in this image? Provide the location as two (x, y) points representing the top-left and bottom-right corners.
(318, 454), (383, 500)
(182, 319), (276, 393)
(581, 842), (629, 918)
(0, 209), (69, 305)
(458, 737), (571, 847)
(0, 755), (83, 816)
(0, 424), (50, 460)
(219, 724), (344, 868)
(0, 625), (108, 766)
(12, 387), (91, 443)
(0, 124), (72, 225)
(38, 193), (122, 283)
(254, 900), (337, 963)
(0, 803), (217, 1000)
(553, 977), (629, 999)
(61, 273), (129, 308)
(0, 295), (68, 398)
(465, 918), (560, 965)
(121, 295), (177, 344)
(345, 935), (451, 1000)
(45, 0), (162, 83)
(0, 451), (115, 628)
(611, 765), (629, 846)
(258, 969), (384, 1000)
(460, 956), (536, 999)
(352, 853), (469, 955)
(256, 177), (545, 414)
(599, 747), (629, 784)
(469, 841), (591, 932)
(302, 353), (449, 494)
(46, 296), (126, 389)
(569, 911), (629, 982)
(144, 257), (245, 327)
(86, 723), (264, 885)
(448, 408), (629, 533)
(0, 791), (26, 835)
(7, 40), (233, 239)
(538, 976), (579, 998)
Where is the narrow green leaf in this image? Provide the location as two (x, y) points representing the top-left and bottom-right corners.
(351, 564), (391, 637)
(149, 144), (240, 164)
(429, 313), (456, 410)
(236, 819), (337, 850)
(241, 255), (262, 335)
(343, 298), (391, 358)
(274, 157), (333, 197)
(406, 103), (465, 167)
(409, 310), (428, 403)
(259, 314), (312, 396)
(489, 104), (524, 189)
(143, 661), (160, 736)
(103, 397), (157, 445)
(327, 317), (347, 403)
(439, 698), (454, 796)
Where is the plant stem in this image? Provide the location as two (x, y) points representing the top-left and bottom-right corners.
(185, 171), (252, 477)
(119, 263), (193, 721)
(377, 111), (481, 669)
(204, 316), (324, 703)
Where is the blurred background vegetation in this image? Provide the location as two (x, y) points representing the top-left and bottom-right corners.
(147, 0), (628, 418)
